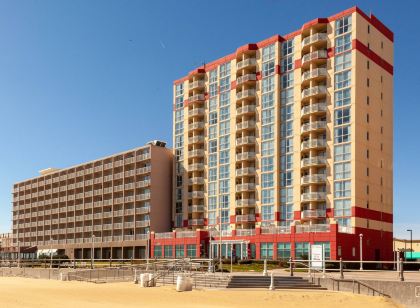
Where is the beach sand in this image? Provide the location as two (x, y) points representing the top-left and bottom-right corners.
(0, 277), (400, 308)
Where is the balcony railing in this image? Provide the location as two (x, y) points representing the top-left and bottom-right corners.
(189, 163), (204, 171)
(188, 94), (205, 103)
(301, 121), (327, 133)
(188, 191), (204, 199)
(295, 224), (330, 233)
(235, 199), (255, 207)
(136, 220), (151, 228)
(301, 139), (326, 150)
(188, 177), (205, 185)
(338, 225), (354, 234)
(301, 174), (327, 184)
(188, 219), (204, 226)
(236, 152), (256, 161)
(301, 50), (328, 65)
(301, 192), (326, 202)
(236, 136), (256, 146)
(188, 205), (205, 213)
(301, 156), (327, 168)
(235, 214), (256, 223)
(302, 67), (328, 82)
(301, 102), (327, 116)
(301, 85), (327, 99)
(236, 104), (256, 116)
(188, 108), (205, 117)
(188, 136), (204, 144)
(188, 122), (205, 131)
(176, 231), (196, 238)
(236, 89), (256, 100)
(236, 228), (255, 236)
(155, 232), (173, 239)
(188, 149), (204, 158)
(236, 183), (256, 192)
(236, 73), (256, 85)
(260, 226), (291, 234)
(236, 58), (256, 70)
(236, 120), (256, 131)
(301, 209), (327, 219)
(301, 32), (328, 48)
(189, 80), (205, 90)
(135, 206), (150, 214)
(235, 167), (255, 177)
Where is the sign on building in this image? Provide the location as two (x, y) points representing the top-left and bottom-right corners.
(311, 244), (324, 270)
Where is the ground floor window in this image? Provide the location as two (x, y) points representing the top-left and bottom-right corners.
(250, 243), (256, 259)
(153, 246), (162, 258)
(164, 245), (173, 258)
(260, 243), (273, 260)
(277, 242), (291, 260)
(295, 242), (309, 260)
(314, 242), (331, 260)
(175, 245), (184, 258)
(187, 244), (196, 257)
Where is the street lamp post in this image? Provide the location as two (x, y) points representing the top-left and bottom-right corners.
(359, 233), (363, 270)
(91, 234), (95, 269)
(146, 230), (150, 269)
(407, 229), (413, 261)
(50, 236), (54, 269)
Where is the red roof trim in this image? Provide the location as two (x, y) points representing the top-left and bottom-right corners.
(352, 39), (393, 75)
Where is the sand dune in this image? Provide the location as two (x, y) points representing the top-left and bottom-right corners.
(0, 277), (400, 308)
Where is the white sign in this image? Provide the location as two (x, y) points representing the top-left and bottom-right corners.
(415, 286), (420, 298)
(311, 244), (324, 269)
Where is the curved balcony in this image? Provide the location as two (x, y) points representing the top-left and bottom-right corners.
(301, 50), (327, 66)
(188, 108), (205, 117)
(301, 68), (327, 83)
(295, 223), (330, 233)
(237, 74), (256, 85)
(236, 152), (256, 161)
(301, 209), (327, 219)
(301, 85), (327, 99)
(236, 89), (256, 101)
(188, 94), (205, 103)
(301, 121), (327, 134)
(235, 167), (255, 177)
(188, 205), (205, 213)
(188, 122), (205, 131)
(235, 214), (256, 223)
(235, 199), (256, 207)
(301, 102), (327, 117)
(188, 135), (204, 144)
(189, 80), (205, 91)
(301, 174), (326, 184)
(301, 139), (326, 150)
(188, 218), (204, 226)
(236, 120), (256, 131)
(236, 183), (256, 192)
(236, 104), (256, 116)
(301, 156), (326, 168)
(237, 58), (257, 70)
(301, 33), (328, 49)
(301, 192), (327, 202)
(188, 177), (205, 185)
(236, 136), (256, 146)
(188, 149), (204, 158)
(188, 191), (204, 199)
(189, 163), (204, 171)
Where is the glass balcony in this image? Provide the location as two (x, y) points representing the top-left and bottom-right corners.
(236, 152), (256, 161)
(235, 214), (256, 223)
(235, 167), (256, 177)
(236, 58), (257, 70)
(188, 218), (204, 226)
(236, 120), (256, 131)
(295, 224), (330, 233)
(301, 139), (326, 150)
(301, 32), (328, 48)
(188, 108), (205, 117)
(236, 89), (256, 101)
(188, 177), (205, 185)
(301, 85), (327, 99)
(188, 122), (205, 131)
(301, 192), (327, 202)
(236, 74), (256, 85)
(236, 183), (256, 192)
(188, 94), (205, 103)
(301, 121), (327, 133)
(236, 104), (256, 116)
(301, 102), (327, 117)
(301, 156), (326, 168)
(301, 174), (327, 184)
(188, 135), (204, 144)
(188, 149), (205, 158)
(189, 80), (205, 91)
(301, 67), (328, 83)
(301, 50), (327, 66)
(236, 136), (256, 146)
(235, 199), (256, 207)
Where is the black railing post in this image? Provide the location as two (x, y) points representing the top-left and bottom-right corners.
(289, 258), (294, 277)
(399, 258), (404, 282)
(339, 258), (344, 279)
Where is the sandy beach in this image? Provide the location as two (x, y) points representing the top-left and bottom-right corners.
(0, 277), (400, 308)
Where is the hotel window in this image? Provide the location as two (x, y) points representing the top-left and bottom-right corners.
(220, 195), (229, 209)
(208, 197), (217, 210)
(281, 154), (293, 170)
(314, 242), (331, 260)
(209, 83), (217, 97)
(164, 245), (173, 258)
(277, 243), (291, 260)
(334, 162), (351, 180)
(260, 243), (274, 260)
(208, 154), (217, 167)
(175, 245), (184, 258)
(281, 72), (294, 88)
(282, 39), (294, 56)
(208, 140), (217, 153)
(262, 44), (275, 61)
(335, 107), (351, 125)
(280, 171), (292, 186)
(281, 104), (293, 121)
(334, 89), (351, 107)
(219, 180), (230, 194)
(219, 165), (229, 179)
(335, 15), (352, 35)
(209, 70), (217, 83)
(334, 126), (351, 144)
(153, 246), (162, 258)
(175, 96), (184, 109)
(335, 52), (352, 71)
(208, 212), (216, 225)
(219, 121), (230, 135)
(281, 88), (294, 104)
(295, 242), (309, 260)
(219, 136), (229, 150)
(334, 144), (351, 161)
(175, 135), (183, 148)
(209, 112), (218, 125)
(335, 33), (352, 54)
(262, 189), (274, 204)
(219, 107), (230, 121)
(208, 182), (217, 196)
(262, 109), (274, 125)
(187, 244), (196, 257)
(261, 206), (274, 221)
(262, 140), (274, 156)
(262, 61), (275, 77)
(219, 150), (229, 164)
(262, 76), (275, 93)
(281, 138), (293, 153)
(334, 180), (351, 198)
(334, 199), (351, 216)
(208, 168), (217, 181)
(175, 83), (184, 96)
(262, 156), (274, 172)
(262, 92), (274, 108)
(220, 92), (230, 106)
(281, 56), (294, 73)
(262, 173), (274, 188)
(208, 125), (217, 139)
(280, 121), (293, 137)
(262, 125), (274, 140)
(335, 70), (351, 89)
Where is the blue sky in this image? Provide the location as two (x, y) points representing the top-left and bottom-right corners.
(0, 0), (418, 239)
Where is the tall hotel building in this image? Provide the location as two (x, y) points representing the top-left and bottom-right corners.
(12, 142), (172, 259)
(163, 7), (394, 260)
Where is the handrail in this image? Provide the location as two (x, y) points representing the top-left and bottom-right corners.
(289, 260), (390, 298)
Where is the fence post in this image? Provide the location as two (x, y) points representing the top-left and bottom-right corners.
(339, 258), (344, 280)
(109, 257), (112, 268)
(289, 258), (293, 277)
(399, 258), (404, 282)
